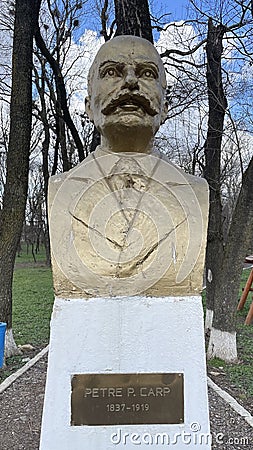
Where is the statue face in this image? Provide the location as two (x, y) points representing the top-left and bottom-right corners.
(86, 36), (168, 139)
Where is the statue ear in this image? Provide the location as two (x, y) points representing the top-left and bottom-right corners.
(85, 96), (94, 123)
(160, 101), (168, 125)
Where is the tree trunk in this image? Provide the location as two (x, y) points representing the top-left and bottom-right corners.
(57, 112), (70, 172)
(203, 18), (227, 331)
(114, 0), (153, 42)
(34, 17), (85, 163)
(41, 104), (51, 267)
(204, 19), (253, 362)
(34, 58), (51, 266)
(207, 155), (253, 361)
(0, 0), (40, 357)
(89, 126), (101, 154)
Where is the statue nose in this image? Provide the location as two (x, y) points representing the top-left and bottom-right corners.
(122, 69), (139, 91)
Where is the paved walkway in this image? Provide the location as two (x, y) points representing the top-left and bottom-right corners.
(0, 353), (252, 449)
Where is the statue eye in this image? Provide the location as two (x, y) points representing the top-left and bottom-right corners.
(139, 68), (157, 79)
(102, 67), (120, 77)
(145, 70), (154, 78)
(106, 68), (116, 76)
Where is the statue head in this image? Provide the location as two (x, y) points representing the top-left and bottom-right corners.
(85, 35), (168, 150)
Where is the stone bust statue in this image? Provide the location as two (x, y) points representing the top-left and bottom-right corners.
(48, 35), (209, 298)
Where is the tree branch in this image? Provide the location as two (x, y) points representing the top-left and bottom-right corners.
(33, 9), (84, 162)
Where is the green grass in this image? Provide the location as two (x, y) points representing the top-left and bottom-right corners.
(15, 245), (48, 265)
(0, 246), (54, 382)
(228, 307), (253, 396)
(12, 265), (54, 346)
(207, 267), (253, 398)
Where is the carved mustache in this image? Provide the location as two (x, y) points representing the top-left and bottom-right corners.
(101, 93), (159, 116)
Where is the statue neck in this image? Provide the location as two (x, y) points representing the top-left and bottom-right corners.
(100, 131), (154, 154)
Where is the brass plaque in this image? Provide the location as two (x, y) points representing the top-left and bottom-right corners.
(71, 373), (184, 426)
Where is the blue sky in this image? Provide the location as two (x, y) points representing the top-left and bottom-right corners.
(81, 0), (189, 41)
(150, 0), (189, 40)
(150, 0), (188, 22)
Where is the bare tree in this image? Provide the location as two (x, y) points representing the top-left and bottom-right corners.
(33, 1), (85, 163)
(31, 1), (94, 264)
(203, 17), (227, 333)
(114, 0), (153, 42)
(172, 0), (253, 361)
(0, 0), (41, 357)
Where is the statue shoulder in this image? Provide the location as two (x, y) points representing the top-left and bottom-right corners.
(154, 149), (209, 206)
(48, 170), (72, 204)
(48, 172), (67, 211)
(158, 150), (208, 184)
(48, 153), (97, 209)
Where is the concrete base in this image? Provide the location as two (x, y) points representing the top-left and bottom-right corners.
(40, 296), (211, 449)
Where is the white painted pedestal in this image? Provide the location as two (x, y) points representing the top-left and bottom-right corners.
(40, 296), (211, 449)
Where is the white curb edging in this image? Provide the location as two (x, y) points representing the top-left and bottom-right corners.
(0, 345), (49, 394)
(207, 376), (253, 428)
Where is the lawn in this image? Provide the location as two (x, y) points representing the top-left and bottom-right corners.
(12, 265), (54, 346)
(0, 246), (54, 381)
(206, 267), (253, 398)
